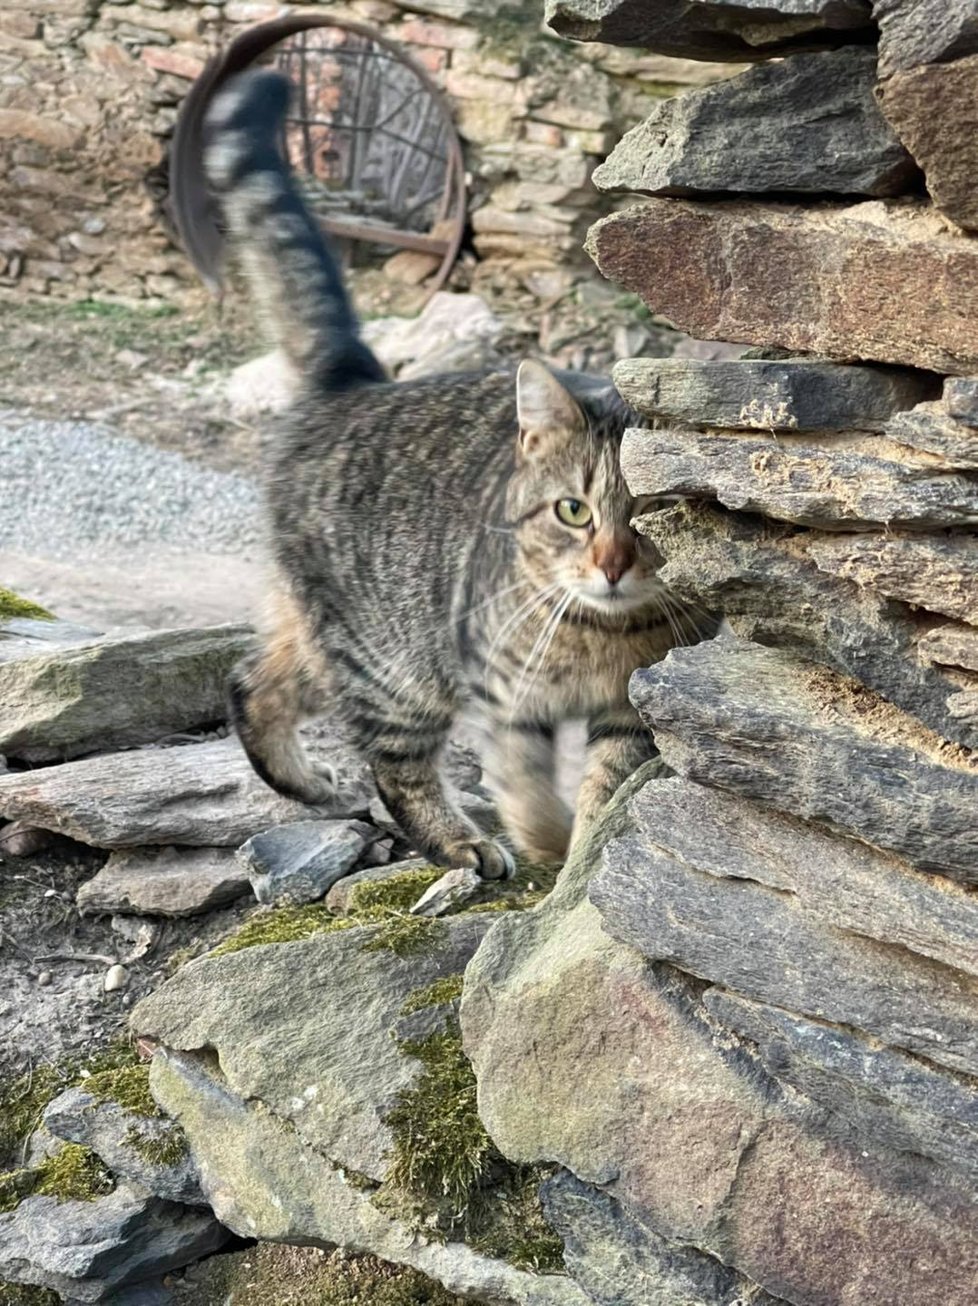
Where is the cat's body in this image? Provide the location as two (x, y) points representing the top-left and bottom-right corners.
(206, 70), (704, 876)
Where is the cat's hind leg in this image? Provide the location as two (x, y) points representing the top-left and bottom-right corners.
(228, 591), (335, 804)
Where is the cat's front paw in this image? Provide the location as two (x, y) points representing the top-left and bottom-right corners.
(447, 837), (515, 881)
(288, 759), (337, 806)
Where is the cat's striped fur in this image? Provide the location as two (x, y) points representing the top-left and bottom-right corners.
(205, 70), (705, 877)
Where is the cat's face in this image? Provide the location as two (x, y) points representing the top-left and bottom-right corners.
(506, 361), (667, 618)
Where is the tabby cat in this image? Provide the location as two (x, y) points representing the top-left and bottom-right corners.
(205, 69), (703, 878)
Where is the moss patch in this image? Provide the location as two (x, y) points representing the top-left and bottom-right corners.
(188, 1243), (470, 1304)
(85, 1063), (159, 1118)
(0, 1284), (60, 1305)
(0, 588), (54, 621)
(209, 903), (352, 957)
(382, 1022), (564, 1273)
(400, 974), (465, 1016)
(123, 1121), (189, 1167)
(347, 867), (444, 914)
(0, 1145), (114, 1212)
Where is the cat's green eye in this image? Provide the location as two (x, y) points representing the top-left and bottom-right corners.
(555, 497), (593, 528)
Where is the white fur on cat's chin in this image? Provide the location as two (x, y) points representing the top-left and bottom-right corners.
(570, 572), (666, 615)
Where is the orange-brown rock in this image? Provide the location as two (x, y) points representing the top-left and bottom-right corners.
(877, 54), (978, 232)
(587, 197), (978, 373)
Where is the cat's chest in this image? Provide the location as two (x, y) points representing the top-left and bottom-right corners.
(479, 605), (674, 717)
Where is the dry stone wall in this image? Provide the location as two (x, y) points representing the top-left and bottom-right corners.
(0, 0), (737, 306)
(463, 2), (978, 1304)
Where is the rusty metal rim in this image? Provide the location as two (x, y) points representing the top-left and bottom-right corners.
(169, 12), (467, 299)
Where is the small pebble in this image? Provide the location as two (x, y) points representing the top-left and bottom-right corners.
(37, 970), (52, 987)
(103, 963), (129, 993)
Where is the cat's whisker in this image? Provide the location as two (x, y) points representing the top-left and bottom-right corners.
(510, 588), (573, 718)
(484, 584), (563, 706)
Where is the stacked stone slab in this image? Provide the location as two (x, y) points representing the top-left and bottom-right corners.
(0, 0), (739, 307)
(463, 3), (978, 1305)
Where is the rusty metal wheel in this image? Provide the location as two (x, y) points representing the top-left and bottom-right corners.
(169, 13), (467, 301)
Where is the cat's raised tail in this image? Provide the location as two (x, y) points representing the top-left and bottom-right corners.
(202, 69), (386, 391)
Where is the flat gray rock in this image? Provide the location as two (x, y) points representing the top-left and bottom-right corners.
(133, 916), (492, 1182)
(0, 616), (102, 664)
(706, 990), (978, 1187)
(873, 0), (978, 75)
(630, 637), (978, 883)
(0, 735), (373, 849)
(613, 357), (934, 432)
(594, 792), (978, 1078)
(44, 1087), (205, 1206)
(595, 48), (914, 198)
(545, 0), (872, 61)
(635, 500), (978, 750)
(621, 427), (978, 529)
(886, 400), (978, 467)
(239, 818), (376, 905)
(77, 847), (251, 917)
(804, 530), (978, 625)
(0, 624), (253, 763)
(0, 1182), (227, 1303)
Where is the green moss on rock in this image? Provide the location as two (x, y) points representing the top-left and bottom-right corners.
(400, 974), (465, 1016)
(0, 1283), (59, 1305)
(383, 1018), (565, 1273)
(85, 1063), (159, 1118)
(347, 867), (444, 914)
(0, 1145), (114, 1213)
(0, 588), (54, 621)
(123, 1121), (189, 1167)
(210, 903), (354, 957)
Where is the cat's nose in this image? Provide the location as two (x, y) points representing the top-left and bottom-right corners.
(594, 534), (634, 587)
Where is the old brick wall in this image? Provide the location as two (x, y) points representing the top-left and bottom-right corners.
(0, 0), (734, 307)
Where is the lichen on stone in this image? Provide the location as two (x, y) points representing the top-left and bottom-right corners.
(0, 588), (54, 621)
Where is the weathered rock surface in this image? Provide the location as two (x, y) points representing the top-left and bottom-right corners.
(873, 0), (978, 75)
(613, 357), (935, 431)
(0, 735), (373, 848)
(0, 616), (102, 663)
(944, 374), (978, 426)
(885, 399), (978, 467)
(545, 0), (873, 62)
(0, 625), (252, 763)
(238, 818), (377, 906)
(0, 1182), (227, 1303)
(803, 529), (978, 623)
(918, 622), (978, 671)
(43, 1087), (204, 1206)
(587, 197), (978, 373)
(77, 846), (251, 917)
(592, 778), (978, 1074)
(877, 54), (978, 231)
(462, 773), (978, 1306)
(705, 990), (978, 1187)
(595, 48), (914, 198)
(629, 637), (978, 882)
(134, 917), (492, 1183)
(622, 427), (978, 529)
(635, 501), (978, 749)
(543, 1173), (780, 1306)
(150, 1051), (587, 1306)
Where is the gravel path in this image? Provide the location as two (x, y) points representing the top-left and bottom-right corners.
(0, 413), (262, 560)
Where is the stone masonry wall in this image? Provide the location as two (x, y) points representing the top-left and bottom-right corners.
(0, 0), (737, 307)
(463, 3), (978, 1304)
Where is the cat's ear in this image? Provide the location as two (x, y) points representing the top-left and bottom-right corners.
(516, 359), (586, 456)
